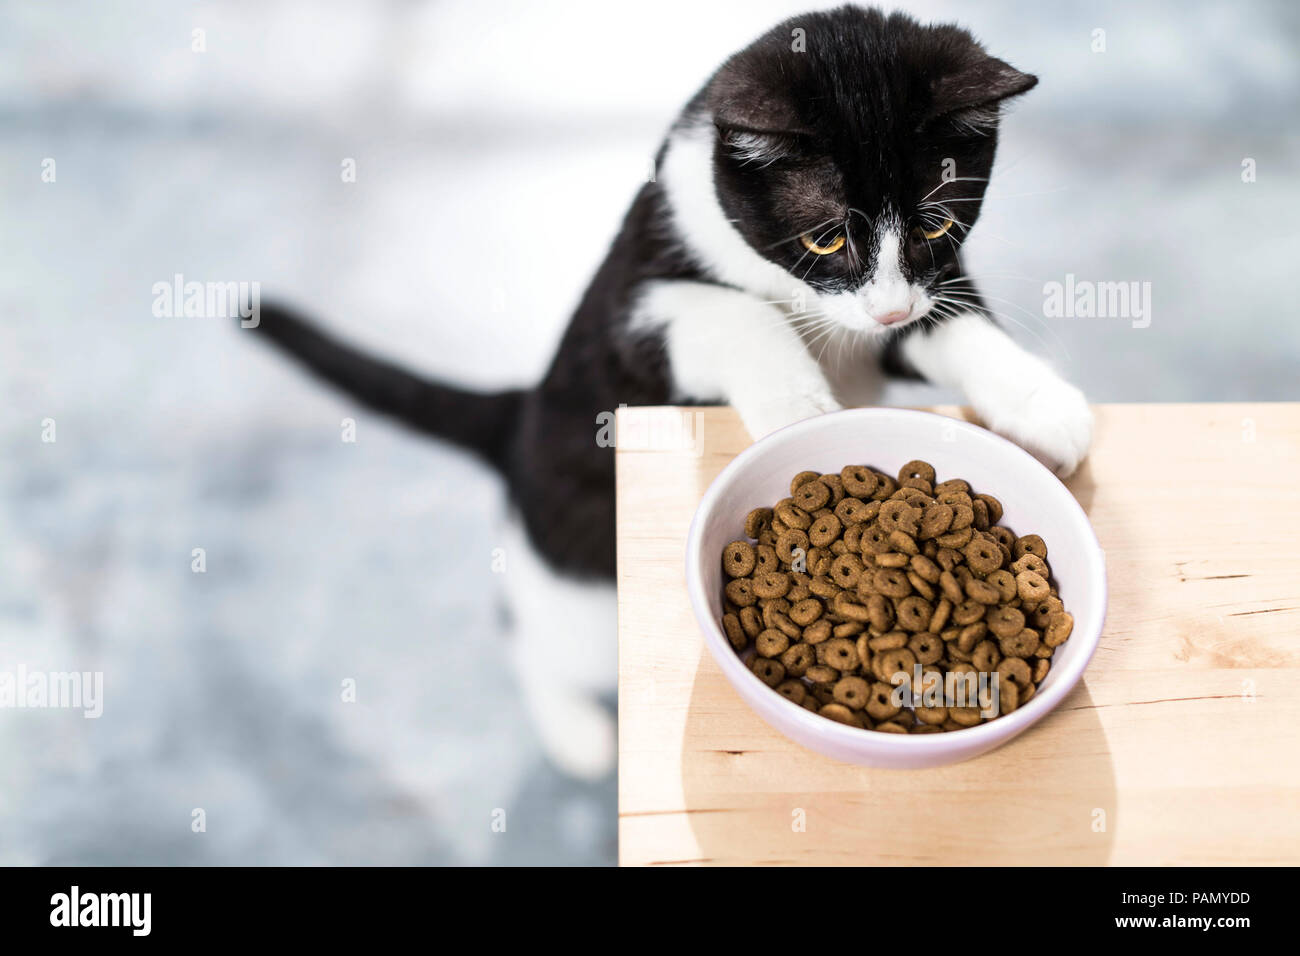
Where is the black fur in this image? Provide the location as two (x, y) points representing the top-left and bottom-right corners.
(253, 6), (1035, 581)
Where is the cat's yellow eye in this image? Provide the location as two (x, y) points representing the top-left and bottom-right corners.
(799, 233), (845, 255)
(915, 219), (954, 240)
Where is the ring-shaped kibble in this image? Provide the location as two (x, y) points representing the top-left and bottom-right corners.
(888, 530), (919, 555)
(722, 540), (757, 578)
(755, 544), (781, 575)
(898, 477), (933, 495)
(780, 641), (815, 676)
(1011, 553), (1049, 577)
(937, 488), (973, 507)
(970, 498), (990, 532)
(875, 647), (916, 683)
(909, 632), (943, 665)
(898, 459), (937, 485)
(998, 679), (1021, 715)
(808, 513), (842, 548)
(793, 477), (831, 511)
(963, 537), (1003, 575)
(752, 570), (791, 600)
(896, 595), (933, 632)
(790, 470), (822, 495)
(894, 487), (932, 508)
(907, 572), (935, 601)
(950, 503), (975, 531)
(724, 578), (756, 607)
(829, 553), (864, 588)
(998, 627), (1041, 659)
(805, 664), (840, 686)
(867, 593), (894, 631)
(915, 704), (948, 725)
(812, 684), (835, 706)
(756, 628), (790, 658)
(774, 500), (812, 531)
(936, 526), (973, 549)
(868, 630), (908, 651)
(1033, 658), (1051, 683)
(820, 474), (845, 504)
(841, 522), (864, 552)
(834, 593), (873, 623)
(751, 657), (785, 687)
(819, 703), (863, 727)
(986, 605), (1026, 639)
(875, 552), (909, 568)
(934, 477), (970, 494)
(996, 657), (1032, 689)
(740, 606), (763, 639)
(873, 567), (912, 599)
(939, 571), (965, 604)
(723, 613), (747, 651)
(809, 575), (838, 600)
(775, 529), (809, 565)
(965, 578), (1001, 605)
(802, 619), (832, 644)
(772, 611), (802, 639)
(855, 633), (873, 666)
(1014, 534), (1048, 560)
(833, 496), (870, 525)
(1044, 611), (1074, 647)
(948, 706), (983, 727)
(1029, 602), (1056, 631)
(744, 507), (773, 540)
(1016, 569), (1050, 603)
(862, 680), (900, 720)
(952, 599), (985, 626)
(930, 598), (952, 633)
(986, 569), (1017, 603)
(775, 679), (806, 705)
(788, 597), (824, 626)
(871, 473), (897, 501)
(833, 675), (870, 709)
(818, 637), (859, 672)
(910, 554), (941, 583)
(877, 499), (920, 535)
(971, 639), (1001, 673)
(976, 492), (1003, 524)
(840, 464), (879, 498)
(958, 620), (987, 651)
(988, 525), (1015, 550)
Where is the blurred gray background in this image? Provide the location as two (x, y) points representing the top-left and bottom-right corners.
(0, 0), (1296, 865)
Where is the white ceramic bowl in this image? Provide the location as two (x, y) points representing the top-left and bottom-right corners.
(685, 408), (1106, 768)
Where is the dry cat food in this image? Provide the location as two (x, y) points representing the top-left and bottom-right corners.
(719, 462), (1074, 734)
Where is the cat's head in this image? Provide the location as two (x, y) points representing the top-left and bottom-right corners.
(693, 7), (1036, 334)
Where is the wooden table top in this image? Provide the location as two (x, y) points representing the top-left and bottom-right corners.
(615, 403), (1300, 866)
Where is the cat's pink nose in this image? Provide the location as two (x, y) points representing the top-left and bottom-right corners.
(872, 308), (911, 326)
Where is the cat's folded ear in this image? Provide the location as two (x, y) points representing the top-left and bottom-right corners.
(927, 54), (1037, 129)
(709, 67), (811, 164)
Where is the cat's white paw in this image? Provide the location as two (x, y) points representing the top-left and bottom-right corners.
(738, 385), (842, 441)
(980, 375), (1093, 477)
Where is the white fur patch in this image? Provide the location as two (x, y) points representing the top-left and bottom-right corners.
(633, 280), (841, 440)
(901, 312), (1093, 476)
(502, 519), (617, 780)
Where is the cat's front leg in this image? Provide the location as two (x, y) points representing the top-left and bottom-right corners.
(901, 312), (1093, 476)
(638, 280), (841, 439)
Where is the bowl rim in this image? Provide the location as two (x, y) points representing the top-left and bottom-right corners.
(684, 406), (1107, 752)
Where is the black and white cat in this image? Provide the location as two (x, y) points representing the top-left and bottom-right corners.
(255, 6), (1091, 778)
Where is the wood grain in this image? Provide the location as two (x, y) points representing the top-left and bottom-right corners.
(615, 404), (1300, 866)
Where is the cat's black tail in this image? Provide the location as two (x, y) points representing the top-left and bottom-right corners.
(249, 303), (524, 472)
